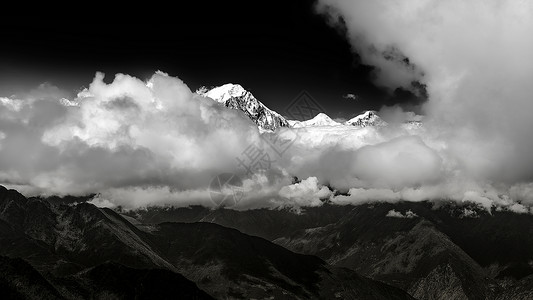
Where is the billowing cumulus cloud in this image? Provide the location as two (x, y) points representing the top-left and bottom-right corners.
(349, 135), (442, 187)
(0, 48), (533, 213)
(312, 0), (533, 211)
(0, 74), (439, 210)
(278, 132), (443, 191)
(0, 72), (272, 205)
(278, 176), (332, 209)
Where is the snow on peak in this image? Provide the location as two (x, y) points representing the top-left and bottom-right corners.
(198, 83), (289, 131)
(289, 111), (390, 128)
(310, 113), (338, 124)
(345, 111), (387, 127)
(291, 113), (341, 128)
(201, 83), (248, 103)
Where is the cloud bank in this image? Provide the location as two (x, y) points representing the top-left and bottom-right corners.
(316, 0), (533, 180)
(0, 69), (532, 212)
(311, 0), (533, 211)
(2, 0), (533, 213)
(0, 72), (279, 208)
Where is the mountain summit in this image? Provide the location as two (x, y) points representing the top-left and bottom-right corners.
(345, 111), (387, 127)
(290, 112), (342, 128)
(199, 85), (397, 131)
(289, 111), (388, 128)
(199, 84), (289, 131)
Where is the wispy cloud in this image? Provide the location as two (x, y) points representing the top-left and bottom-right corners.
(342, 93), (359, 101)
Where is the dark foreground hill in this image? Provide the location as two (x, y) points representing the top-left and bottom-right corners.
(126, 201), (533, 299)
(0, 186), (411, 299)
(7, 182), (533, 299)
(0, 256), (213, 300)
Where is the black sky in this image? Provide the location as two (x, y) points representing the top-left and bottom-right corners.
(0, 1), (425, 119)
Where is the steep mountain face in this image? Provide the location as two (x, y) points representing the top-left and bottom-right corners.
(0, 186), (173, 276)
(0, 255), (63, 300)
(199, 84), (289, 131)
(345, 110), (387, 127)
(0, 255), (213, 300)
(127, 201), (533, 300)
(52, 262), (214, 300)
(276, 214), (489, 299)
(0, 186), (412, 299)
(273, 203), (533, 300)
(145, 222), (411, 299)
(148, 222), (326, 298)
(6, 184), (532, 299)
(496, 275), (533, 300)
(123, 204), (348, 240)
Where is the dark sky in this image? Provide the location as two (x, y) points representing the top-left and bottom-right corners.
(0, 1), (424, 119)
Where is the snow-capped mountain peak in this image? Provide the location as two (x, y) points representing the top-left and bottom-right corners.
(345, 111), (387, 127)
(289, 111), (387, 128)
(198, 84), (289, 131)
(200, 83), (248, 103)
(199, 85), (398, 131)
(291, 113), (341, 128)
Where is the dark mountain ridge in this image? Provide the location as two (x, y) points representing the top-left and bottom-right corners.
(124, 200), (533, 299)
(0, 185), (412, 299)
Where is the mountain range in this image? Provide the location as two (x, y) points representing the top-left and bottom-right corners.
(199, 84), (391, 131)
(5, 183), (533, 299)
(0, 185), (413, 299)
(2, 84), (529, 299)
(122, 201), (533, 300)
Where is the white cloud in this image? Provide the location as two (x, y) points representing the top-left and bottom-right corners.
(0, 97), (23, 111)
(317, 0), (533, 183)
(312, 0), (533, 212)
(87, 197), (117, 209)
(378, 105), (423, 124)
(386, 209), (418, 218)
(1, 68), (533, 212)
(0, 72), (266, 203)
(460, 208), (479, 219)
(278, 176), (332, 208)
(508, 203), (529, 214)
(509, 183), (533, 206)
(283, 133), (443, 192)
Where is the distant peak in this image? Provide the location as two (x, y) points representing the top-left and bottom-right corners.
(201, 83), (249, 103)
(345, 110), (387, 127)
(290, 112), (341, 127)
(359, 110), (377, 116)
(212, 83), (245, 93)
(198, 83), (289, 131)
(314, 112), (331, 119)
